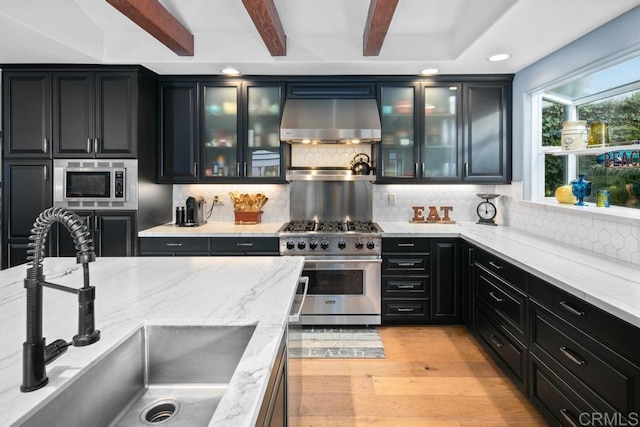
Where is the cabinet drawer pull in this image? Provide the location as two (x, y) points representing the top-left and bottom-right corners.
(489, 334), (503, 348)
(559, 301), (585, 317)
(559, 409), (578, 427)
(165, 243), (183, 247)
(559, 347), (586, 366)
(397, 243), (415, 247)
(236, 242), (254, 247)
(397, 284), (417, 289)
(488, 291), (503, 302)
(488, 261), (503, 270)
(397, 307), (415, 312)
(397, 262), (416, 267)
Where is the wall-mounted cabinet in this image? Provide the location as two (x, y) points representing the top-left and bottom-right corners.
(158, 79), (287, 183)
(376, 79), (511, 184)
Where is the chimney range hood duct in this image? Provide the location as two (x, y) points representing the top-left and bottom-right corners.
(280, 98), (381, 143)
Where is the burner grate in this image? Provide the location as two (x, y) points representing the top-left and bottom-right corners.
(316, 221), (346, 233)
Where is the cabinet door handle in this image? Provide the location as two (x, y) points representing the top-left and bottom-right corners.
(243, 162), (248, 176)
(559, 346), (586, 366)
(87, 138), (92, 153)
(397, 243), (415, 247)
(488, 261), (503, 270)
(43, 165), (49, 181)
(397, 307), (415, 312)
(421, 162), (426, 176)
(559, 301), (585, 317)
(468, 247), (474, 266)
(165, 243), (183, 247)
(94, 216), (100, 232)
(43, 138), (48, 154)
(193, 162), (198, 176)
(489, 334), (503, 348)
(236, 242), (254, 247)
(414, 163), (419, 177)
(94, 138), (99, 154)
(464, 162), (469, 177)
(559, 409), (578, 427)
(236, 162), (241, 176)
(488, 291), (503, 303)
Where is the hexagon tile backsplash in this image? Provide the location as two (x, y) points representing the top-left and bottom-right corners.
(173, 178), (639, 266)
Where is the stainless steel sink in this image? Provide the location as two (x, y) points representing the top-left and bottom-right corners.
(18, 324), (257, 427)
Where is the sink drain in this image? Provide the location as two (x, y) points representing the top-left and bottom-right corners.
(141, 399), (180, 424)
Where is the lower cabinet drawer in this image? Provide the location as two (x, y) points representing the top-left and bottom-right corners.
(531, 302), (640, 415)
(383, 255), (429, 274)
(382, 300), (429, 324)
(476, 308), (526, 386)
(530, 354), (598, 427)
(382, 277), (429, 298)
(476, 268), (526, 338)
(139, 237), (210, 255)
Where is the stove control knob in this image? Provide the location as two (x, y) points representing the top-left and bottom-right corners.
(286, 241), (295, 250)
(366, 240), (376, 250)
(320, 240), (329, 250)
(338, 240), (347, 250)
(309, 240), (318, 250)
(297, 241), (307, 250)
(355, 240), (364, 249)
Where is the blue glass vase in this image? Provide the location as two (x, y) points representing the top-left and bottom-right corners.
(571, 175), (592, 206)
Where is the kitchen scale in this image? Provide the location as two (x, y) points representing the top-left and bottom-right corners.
(476, 194), (500, 226)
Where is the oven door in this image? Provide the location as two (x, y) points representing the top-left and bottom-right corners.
(301, 257), (381, 325)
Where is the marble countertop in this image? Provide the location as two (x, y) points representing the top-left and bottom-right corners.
(138, 220), (640, 328)
(0, 256), (305, 427)
(138, 221), (284, 237)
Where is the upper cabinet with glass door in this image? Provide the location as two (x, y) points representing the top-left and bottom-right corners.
(201, 83), (240, 179)
(244, 84), (283, 180)
(422, 85), (461, 180)
(378, 84), (418, 180)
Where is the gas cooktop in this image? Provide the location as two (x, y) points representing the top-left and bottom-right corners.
(279, 220), (383, 256)
(279, 220), (383, 234)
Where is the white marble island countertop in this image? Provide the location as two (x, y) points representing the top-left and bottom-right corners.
(0, 256), (304, 426)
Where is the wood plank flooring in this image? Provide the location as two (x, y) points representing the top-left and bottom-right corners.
(291, 325), (547, 426)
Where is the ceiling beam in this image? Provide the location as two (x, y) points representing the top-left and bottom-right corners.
(242, 0), (286, 56)
(106, 0), (194, 56)
(363, 0), (399, 56)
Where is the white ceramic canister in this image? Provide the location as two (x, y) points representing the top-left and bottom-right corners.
(561, 120), (588, 151)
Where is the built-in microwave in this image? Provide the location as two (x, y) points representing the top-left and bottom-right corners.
(53, 159), (138, 210)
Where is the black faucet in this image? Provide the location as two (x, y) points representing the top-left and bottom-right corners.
(21, 207), (100, 393)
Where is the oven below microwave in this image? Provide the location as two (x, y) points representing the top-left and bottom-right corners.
(53, 159), (138, 210)
(300, 257), (381, 325)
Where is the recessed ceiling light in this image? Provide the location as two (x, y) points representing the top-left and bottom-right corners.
(488, 54), (510, 62)
(420, 68), (439, 75)
(221, 67), (240, 75)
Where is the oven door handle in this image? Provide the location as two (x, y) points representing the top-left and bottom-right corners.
(289, 276), (309, 323)
(303, 259), (382, 264)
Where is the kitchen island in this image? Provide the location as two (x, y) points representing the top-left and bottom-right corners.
(0, 256), (305, 426)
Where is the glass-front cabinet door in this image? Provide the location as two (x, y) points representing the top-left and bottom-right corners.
(379, 84), (418, 180)
(244, 84), (282, 179)
(422, 84), (461, 180)
(201, 84), (239, 179)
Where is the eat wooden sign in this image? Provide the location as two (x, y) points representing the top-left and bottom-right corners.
(410, 206), (455, 224)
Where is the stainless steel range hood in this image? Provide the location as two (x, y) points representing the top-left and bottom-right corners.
(280, 98), (381, 144)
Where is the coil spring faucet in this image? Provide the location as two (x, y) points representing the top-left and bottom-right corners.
(21, 207), (99, 392)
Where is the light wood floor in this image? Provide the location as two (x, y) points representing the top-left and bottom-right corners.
(291, 325), (547, 426)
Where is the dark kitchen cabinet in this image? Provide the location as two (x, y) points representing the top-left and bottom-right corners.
(56, 211), (137, 257)
(158, 81), (199, 182)
(473, 247), (528, 390)
(381, 237), (459, 324)
(139, 236), (279, 256)
(2, 160), (53, 267)
(460, 241), (475, 330)
(462, 82), (511, 182)
(2, 72), (52, 158)
(53, 72), (137, 158)
(528, 276), (640, 424)
(157, 78), (286, 183)
(376, 78), (511, 184)
(139, 237), (210, 256)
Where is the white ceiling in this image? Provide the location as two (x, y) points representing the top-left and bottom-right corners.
(0, 0), (638, 76)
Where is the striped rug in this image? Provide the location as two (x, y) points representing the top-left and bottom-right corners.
(290, 326), (386, 358)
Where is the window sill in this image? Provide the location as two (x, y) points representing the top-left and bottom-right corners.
(521, 198), (640, 225)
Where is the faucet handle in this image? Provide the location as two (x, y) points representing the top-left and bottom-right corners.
(72, 286), (100, 347)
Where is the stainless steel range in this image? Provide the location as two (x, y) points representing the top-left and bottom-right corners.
(279, 170), (382, 325)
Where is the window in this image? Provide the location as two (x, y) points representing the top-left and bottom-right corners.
(537, 56), (640, 210)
